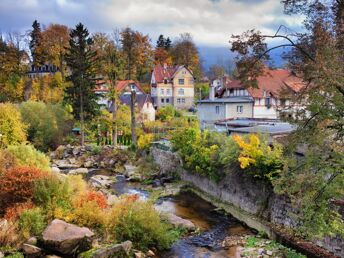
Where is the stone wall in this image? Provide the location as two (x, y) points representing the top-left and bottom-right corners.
(151, 147), (343, 257)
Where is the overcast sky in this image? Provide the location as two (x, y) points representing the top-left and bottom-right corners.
(0, 0), (302, 47)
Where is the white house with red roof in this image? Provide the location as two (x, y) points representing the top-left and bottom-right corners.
(197, 68), (305, 127)
(95, 80), (156, 122)
(150, 64), (195, 109)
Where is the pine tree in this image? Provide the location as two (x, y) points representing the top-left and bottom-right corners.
(156, 35), (165, 48)
(164, 37), (172, 50)
(64, 23), (99, 146)
(29, 20), (45, 66)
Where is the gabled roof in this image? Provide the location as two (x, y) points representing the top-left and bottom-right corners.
(223, 68), (305, 98)
(95, 80), (145, 94)
(151, 64), (194, 83)
(119, 93), (153, 110)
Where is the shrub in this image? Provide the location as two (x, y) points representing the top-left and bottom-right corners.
(156, 105), (181, 121)
(108, 196), (177, 251)
(233, 134), (284, 180)
(33, 175), (72, 219)
(0, 166), (45, 213)
(7, 144), (50, 171)
(18, 207), (46, 238)
(0, 103), (27, 146)
(0, 219), (21, 249)
(4, 202), (35, 221)
(0, 149), (17, 174)
(137, 133), (154, 150)
(19, 101), (71, 151)
(74, 191), (108, 209)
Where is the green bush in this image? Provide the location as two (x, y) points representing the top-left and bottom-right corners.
(0, 103), (27, 146)
(109, 198), (178, 251)
(7, 144), (50, 171)
(156, 105), (181, 122)
(19, 101), (71, 151)
(18, 207), (46, 238)
(33, 175), (71, 218)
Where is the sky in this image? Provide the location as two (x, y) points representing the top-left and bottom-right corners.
(0, 0), (303, 68)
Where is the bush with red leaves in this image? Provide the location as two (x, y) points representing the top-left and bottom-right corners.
(4, 201), (35, 221)
(0, 166), (45, 213)
(75, 190), (108, 209)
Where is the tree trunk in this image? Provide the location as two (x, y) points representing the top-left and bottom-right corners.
(80, 78), (85, 146)
(130, 90), (137, 146)
(111, 96), (117, 146)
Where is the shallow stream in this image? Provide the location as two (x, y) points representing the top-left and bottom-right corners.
(88, 169), (255, 258)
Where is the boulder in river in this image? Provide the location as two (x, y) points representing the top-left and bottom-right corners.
(165, 213), (196, 231)
(89, 175), (114, 189)
(42, 219), (94, 255)
(68, 168), (88, 175)
(78, 241), (132, 258)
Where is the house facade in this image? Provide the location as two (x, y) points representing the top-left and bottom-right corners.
(150, 64), (195, 109)
(197, 68), (305, 128)
(95, 80), (156, 122)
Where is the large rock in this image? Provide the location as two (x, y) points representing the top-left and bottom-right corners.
(68, 168), (89, 175)
(53, 159), (79, 169)
(42, 219), (94, 255)
(22, 244), (42, 256)
(79, 241), (132, 258)
(165, 213), (196, 231)
(89, 175), (114, 189)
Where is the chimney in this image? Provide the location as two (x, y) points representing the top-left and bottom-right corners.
(209, 82), (215, 101)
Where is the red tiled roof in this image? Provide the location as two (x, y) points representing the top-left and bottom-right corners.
(95, 80), (144, 93)
(225, 68), (305, 98)
(152, 64), (178, 83)
(151, 64), (194, 84)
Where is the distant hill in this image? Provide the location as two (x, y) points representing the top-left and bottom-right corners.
(198, 45), (289, 72)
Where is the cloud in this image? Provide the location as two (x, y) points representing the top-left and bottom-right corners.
(0, 0), (302, 47)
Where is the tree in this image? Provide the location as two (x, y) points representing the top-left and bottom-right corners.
(156, 35), (165, 48)
(64, 23), (99, 146)
(230, 0), (344, 238)
(207, 64), (225, 80)
(41, 24), (70, 77)
(171, 33), (201, 79)
(0, 103), (27, 146)
(92, 32), (125, 145)
(29, 20), (46, 66)
(121, 27), (153, 81)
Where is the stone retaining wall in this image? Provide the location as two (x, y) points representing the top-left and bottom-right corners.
(150, 147), (343, 257)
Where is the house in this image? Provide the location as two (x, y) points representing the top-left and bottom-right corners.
(197, 68), (305, 128)
(150, 64), (195, 109)
(27, 63), (59, 78)
(95, 80), (156, 122)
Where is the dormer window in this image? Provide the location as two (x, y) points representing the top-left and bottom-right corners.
(164, 79), (168, 84)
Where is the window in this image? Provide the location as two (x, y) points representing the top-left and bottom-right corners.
(182, 98), (185, 103)
(166, 98), (170, 103)
(178, 88), (184, 95)
(178, 79), (184, 85)
(215, 106), (220, 114)
(166, 89), (171, 95)
(237, 105), (243, 113)
(189, 78), (194, 84)
(265, 97), (271, 108)
(164, 79), (168, 84)
(160, 89), (164, 95)
(177, 98), (181, 103)
(161, 98), (165, 103)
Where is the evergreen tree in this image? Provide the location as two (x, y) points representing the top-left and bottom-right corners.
(164, 37), (172, 50)
(64, 23), (99, 145)
(29, 20), (45, 66)
(156, 34), (165, 48)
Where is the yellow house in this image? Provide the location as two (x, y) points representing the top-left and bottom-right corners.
(150, 64), (195, 109)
